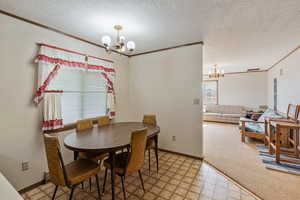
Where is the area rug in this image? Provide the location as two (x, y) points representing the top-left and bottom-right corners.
(256, 144), (300, 176)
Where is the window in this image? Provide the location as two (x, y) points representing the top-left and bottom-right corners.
(48, 68), (107, 124)
(203, 80), (218, 105)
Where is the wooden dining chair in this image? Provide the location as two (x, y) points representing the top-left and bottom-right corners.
(143, 115), (158, 174)
(97, 116), (111, 127)
(43, 134), (102, 200)
(76, 119), (93, 132)
(102, 128), (148, 200)
(76, 119), (108, 191)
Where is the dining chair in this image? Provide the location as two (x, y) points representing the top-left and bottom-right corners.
(43, 134), (102, 200)
(97, 116), (111, 127)
(76, 119), (93, 131)
(143, 115), (158, 174)
(76, 119), (108, 191)
(102, 128), (148, 200)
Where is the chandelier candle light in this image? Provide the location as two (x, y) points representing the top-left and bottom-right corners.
(208, 64), (225, 79)
(102, 25), (136, 54)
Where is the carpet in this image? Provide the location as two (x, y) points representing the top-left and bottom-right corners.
(203, 122), (300, 200)
(257, 144), (300, 176)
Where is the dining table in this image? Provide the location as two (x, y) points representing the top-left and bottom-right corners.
(64, 122), (160, 200)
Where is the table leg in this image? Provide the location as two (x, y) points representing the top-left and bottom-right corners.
(109, 151), (116, 200)
(154, 135), (159, 173)
(74, 151), (79, 160)
(275, 126), (281, 163)
(295, 129), (299, 158)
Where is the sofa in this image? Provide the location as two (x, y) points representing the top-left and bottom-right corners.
(203, 105), (247, 124)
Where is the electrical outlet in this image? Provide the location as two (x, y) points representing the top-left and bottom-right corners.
(172, 136), (176, 141)
(22, 161), (29, 171)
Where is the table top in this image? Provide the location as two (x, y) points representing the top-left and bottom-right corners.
(64, 122), (160, 153)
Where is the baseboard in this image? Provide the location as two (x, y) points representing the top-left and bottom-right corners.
(18, 180), (45, 194)
(203, 120), (239, 125)
(158, 148), (203, 160)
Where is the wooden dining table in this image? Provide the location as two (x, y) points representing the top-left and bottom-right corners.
(64, 122), (160, 200)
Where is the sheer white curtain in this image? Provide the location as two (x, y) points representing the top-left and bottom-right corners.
(88, 56), (116, 118)
(42, 93), (63, 130)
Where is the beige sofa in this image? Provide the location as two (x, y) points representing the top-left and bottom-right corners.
(204, 105), (246, 124)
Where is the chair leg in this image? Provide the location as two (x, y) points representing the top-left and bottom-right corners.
(148, 149), (151, 175)
(138, 170), (145, 192)
(102, 168), (108, 193)
(52, 185), (58, 200)
(69, 186), (76, 200)
(89, 178), (92, 192)
(241, 133), (245, 142)
(81, 182), (84, 189)
(120, 176), (127, 200)
(95, 174), (102, 200)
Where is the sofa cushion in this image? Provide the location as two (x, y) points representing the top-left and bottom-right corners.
(205, 105), (245, 114)
(257, 108), (282, 130)
(222, 113), (242, 118)
(245, 122), (264, 133)
(204, 112), (222, 116)
(239, 117), (264, 133)
(257, 109), (282, 122)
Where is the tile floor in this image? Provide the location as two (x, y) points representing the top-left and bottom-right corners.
(21, 151), (259, 200)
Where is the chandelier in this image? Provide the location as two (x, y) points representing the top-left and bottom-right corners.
(208, 64), (224, 78)
(101, 25), (136, 54)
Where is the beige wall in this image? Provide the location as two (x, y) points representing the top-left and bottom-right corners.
(0, 13), (130, 190)
(129, 45), (203, 158)
(216, 72), (268, 108)
(267, 48), (300, 113)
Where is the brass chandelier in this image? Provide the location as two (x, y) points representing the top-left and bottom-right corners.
(208, 64), (224, 78)
(101, 25), (136, 54)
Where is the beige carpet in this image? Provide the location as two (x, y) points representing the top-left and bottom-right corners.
(203, 122), (300, 200)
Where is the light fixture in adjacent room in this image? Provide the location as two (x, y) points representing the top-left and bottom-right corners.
(101, 25), (136, 54)
(208, 64), (224, 78)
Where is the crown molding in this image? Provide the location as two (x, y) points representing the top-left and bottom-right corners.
(129, 41), (204, 57)
(267, 45), (300, 71)
(203, 69), (267, 77)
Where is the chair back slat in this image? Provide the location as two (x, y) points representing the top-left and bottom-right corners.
(76, 119), (93, 131)
(287, 104), (300, 121)
(44, 134), (66, 186)
(143, 115), (157, 126)
(126, 128), (148, 174)
(97, 116), (111, 127)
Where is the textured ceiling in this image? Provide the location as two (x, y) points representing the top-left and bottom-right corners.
(0, 0), (300, 72)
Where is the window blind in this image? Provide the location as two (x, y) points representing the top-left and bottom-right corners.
(48, 68), (107, 124)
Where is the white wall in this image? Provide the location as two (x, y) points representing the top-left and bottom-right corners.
(129, 45), (203, 158)
(0, 13), (130, 190)
(204, 72), (268, 108)
(267, 48), (300, 113)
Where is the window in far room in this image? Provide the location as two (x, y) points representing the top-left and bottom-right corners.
(203, 80), (218, 105)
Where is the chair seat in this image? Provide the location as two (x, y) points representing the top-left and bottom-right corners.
(79, 152), (109, 161)
(66, 159), (100, 185)
(104, 152), (130, 175)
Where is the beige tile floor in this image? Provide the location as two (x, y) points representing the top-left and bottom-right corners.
(21, 151), (259, 200)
